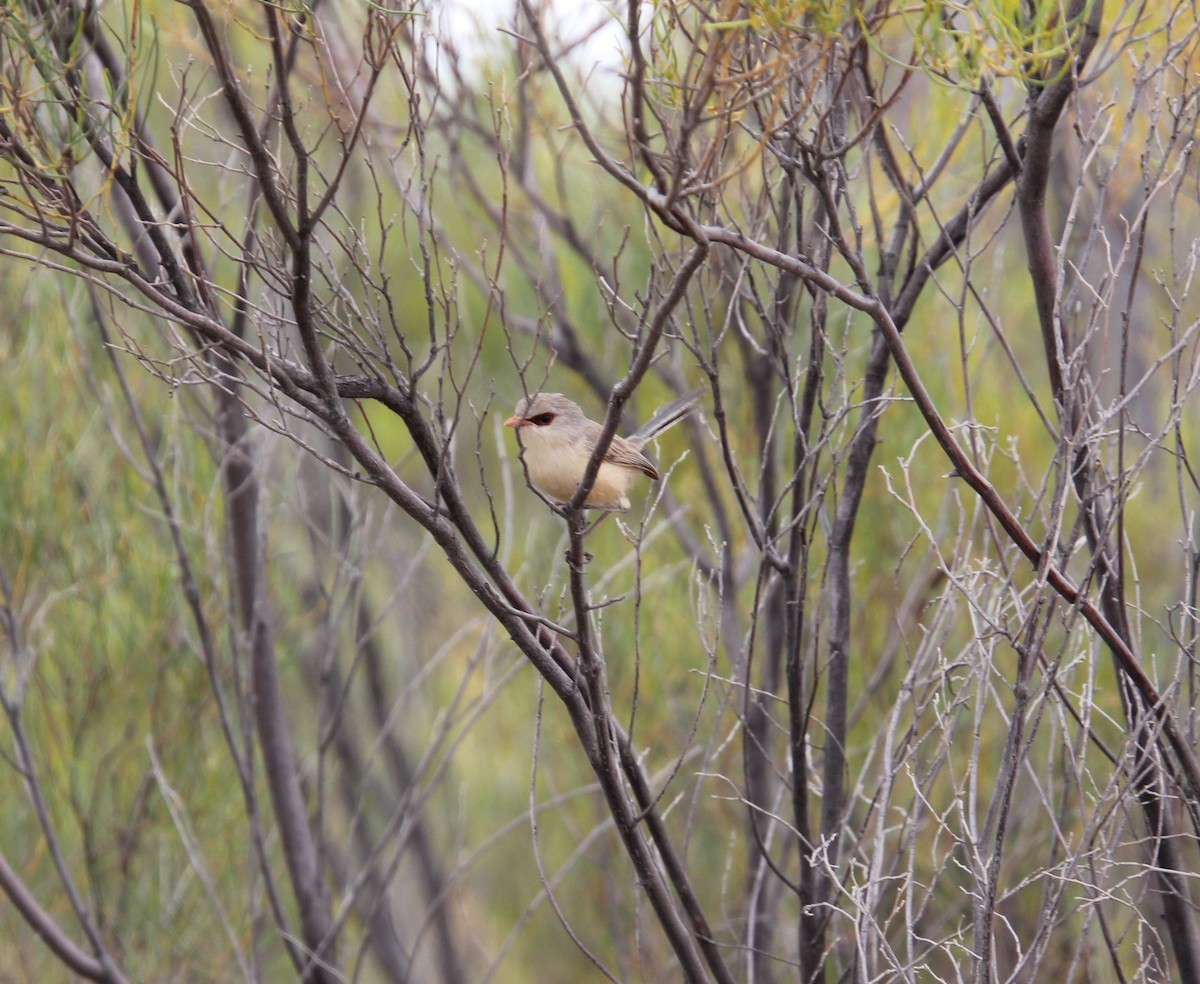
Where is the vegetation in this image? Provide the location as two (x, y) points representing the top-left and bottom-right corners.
(0, 0), (1199, 981)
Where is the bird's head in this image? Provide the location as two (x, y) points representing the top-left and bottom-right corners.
(503, 393), (586, 437)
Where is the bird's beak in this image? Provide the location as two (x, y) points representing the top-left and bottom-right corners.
(504, 415), (522, 428)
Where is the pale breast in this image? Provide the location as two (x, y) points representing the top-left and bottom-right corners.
(525, 442), (635, 511)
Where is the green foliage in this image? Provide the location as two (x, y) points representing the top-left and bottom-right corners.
(1, 0), (1198, 980)
(0, 283), (260, 980)
(899, 0), (1100, 88)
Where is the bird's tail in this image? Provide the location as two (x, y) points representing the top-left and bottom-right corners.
(630, 387), (704, 447)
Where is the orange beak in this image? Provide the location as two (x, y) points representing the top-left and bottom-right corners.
(504, 415), (523, 428)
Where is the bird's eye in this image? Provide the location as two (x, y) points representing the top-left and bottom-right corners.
(529, 413), (555, 426)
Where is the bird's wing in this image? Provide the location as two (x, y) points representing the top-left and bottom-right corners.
(604, 434), (659, 480)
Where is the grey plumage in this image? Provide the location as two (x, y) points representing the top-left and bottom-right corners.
(628, 387), (705, 445)
(505, 388), (703, 510)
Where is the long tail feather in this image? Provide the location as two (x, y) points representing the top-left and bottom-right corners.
(630, 387), (704, 446)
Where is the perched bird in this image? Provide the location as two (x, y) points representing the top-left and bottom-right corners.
(504, 389), (702, 511)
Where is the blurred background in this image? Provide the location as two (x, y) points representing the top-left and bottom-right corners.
(0, 1), (1198, 981)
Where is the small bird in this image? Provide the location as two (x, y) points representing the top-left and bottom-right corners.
(504, 389), (702, 511)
